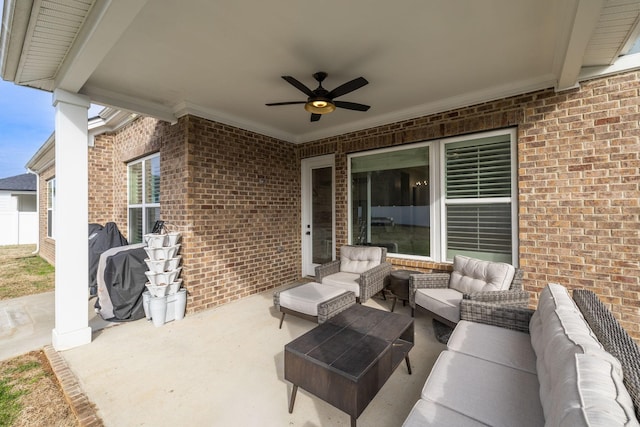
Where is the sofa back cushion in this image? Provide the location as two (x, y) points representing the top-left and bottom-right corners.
(448, 255), (515, 294)
(340, 245), (383, 274)
(530, 284), (639, 426)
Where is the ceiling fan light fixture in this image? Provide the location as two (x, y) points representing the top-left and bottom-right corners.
(304, 98), (336, 114)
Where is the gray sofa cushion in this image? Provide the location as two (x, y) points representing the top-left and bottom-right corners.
(402, 399), (485, 427)
(553, 352), (640, 426)
(530, 283), (638, 426)
(421, 350), (544, 427)
(449, 255), (515, 294)
(447, 320), (537, 374)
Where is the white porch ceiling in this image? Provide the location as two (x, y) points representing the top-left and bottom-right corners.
(3, 0), (640, 143)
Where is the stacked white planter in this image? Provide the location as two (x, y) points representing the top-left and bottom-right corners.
(142, 232), (185, 327)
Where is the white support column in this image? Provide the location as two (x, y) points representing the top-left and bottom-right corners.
(51, 89), (92, 351)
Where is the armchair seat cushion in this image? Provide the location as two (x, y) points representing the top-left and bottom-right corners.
(321, 272), (361, 297)
(415, 288), (463, 324)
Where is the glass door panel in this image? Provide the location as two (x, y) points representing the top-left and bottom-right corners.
(312, 167), (333, 265)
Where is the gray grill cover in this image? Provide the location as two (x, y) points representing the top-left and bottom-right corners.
(95, 243), (147, 322)
(88, 222), (128, 296)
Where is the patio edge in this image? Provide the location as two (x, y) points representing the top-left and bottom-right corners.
(43, 345), (104, 427)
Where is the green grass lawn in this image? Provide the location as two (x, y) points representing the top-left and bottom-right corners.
(0, 245), (55, 300)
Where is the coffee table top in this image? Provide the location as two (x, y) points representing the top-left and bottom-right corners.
(285, 304), (413, 381)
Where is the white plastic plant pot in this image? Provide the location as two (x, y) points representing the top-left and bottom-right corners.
(142, 291), (151, 320)
(166, 232), (182, 246)
(145, 282), (169, 297)
(167, 279), (183, 295)
(166, 256), (182, 271)
(146, 268), (181, 286)
(145, 258), (167, 273)
(144, 272), (159, 285)
(168, 267), (182, 284)
(144, 233), (167, 248)
(144, 244), (180, 261)
(173, 289), (187, 321)
(145, 271), (166, 286)
(149, 295), (168, 327)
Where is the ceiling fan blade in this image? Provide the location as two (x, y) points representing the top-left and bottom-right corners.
(334, 101), (370, 111)
(310, 113), (321, 122)
(265, 101), (306, 106)
(282, 76), (315, 97)
(328, 77), (368, 99)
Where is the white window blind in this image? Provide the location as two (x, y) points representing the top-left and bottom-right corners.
(445, 136), (512, 199)
(445, 134), (514, 263)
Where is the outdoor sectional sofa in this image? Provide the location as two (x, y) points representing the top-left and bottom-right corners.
(403, 283), (640, 426)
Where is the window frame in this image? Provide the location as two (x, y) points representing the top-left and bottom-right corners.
(347, 127), (518, 265)
(47, 178), (55, 239)
(439, 128), (518, 264)
(127, 153), (160, 243)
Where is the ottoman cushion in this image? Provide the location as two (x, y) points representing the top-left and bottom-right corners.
(279, 282), (348, 316)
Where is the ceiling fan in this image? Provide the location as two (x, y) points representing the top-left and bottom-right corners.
(266, 72), (370, 122)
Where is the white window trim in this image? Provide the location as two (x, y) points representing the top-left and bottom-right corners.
(348, 141), (435, 261)
(439, 128), (518, 265)
(127, 153), (160, 242)
(47, 178), (55, 239)
(347, 127), (518, 265)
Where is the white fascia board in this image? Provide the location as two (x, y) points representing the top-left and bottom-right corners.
(555, 0), (606, 91)
(55, 0), (149, 93)
(25, 132), (55, 172)
(0, 0), (34, 81)
(578, 52), (640, 82)
(80, 85), (177, 124)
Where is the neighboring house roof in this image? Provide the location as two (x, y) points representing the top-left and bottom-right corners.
(0, 173), (36, 191)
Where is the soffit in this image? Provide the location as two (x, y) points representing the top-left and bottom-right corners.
(5, 0), (640, 143)
(583, 0), (640, 65)
(13, 0), (95, 91)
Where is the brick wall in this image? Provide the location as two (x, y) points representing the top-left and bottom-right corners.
(182, 116), (300, 311)
(298, 70), (640, 340)
(42, 69), (640, 341)
(518, 73), (640, 338)
(85, 115), (300, 313)
(88, 134), (115, 225)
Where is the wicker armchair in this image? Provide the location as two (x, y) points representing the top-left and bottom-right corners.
(315, 245), (392, 303)
(409, 255), (529, 327)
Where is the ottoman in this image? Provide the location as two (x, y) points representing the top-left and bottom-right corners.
(273, 282), (356, 328)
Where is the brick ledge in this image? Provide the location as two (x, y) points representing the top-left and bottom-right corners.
(43, 345), (104, 427)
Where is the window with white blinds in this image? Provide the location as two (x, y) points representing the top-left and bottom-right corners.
(128, 154), (160, 243)
(348, 128), (517, 264)
(444, 133), (515, 262)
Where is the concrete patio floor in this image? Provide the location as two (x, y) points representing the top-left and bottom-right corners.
(53, 285), (445, 426)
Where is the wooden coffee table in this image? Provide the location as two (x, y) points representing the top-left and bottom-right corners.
(284, 304), (414, 426)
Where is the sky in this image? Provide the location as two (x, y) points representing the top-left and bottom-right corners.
(0, 80), (102, 179)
